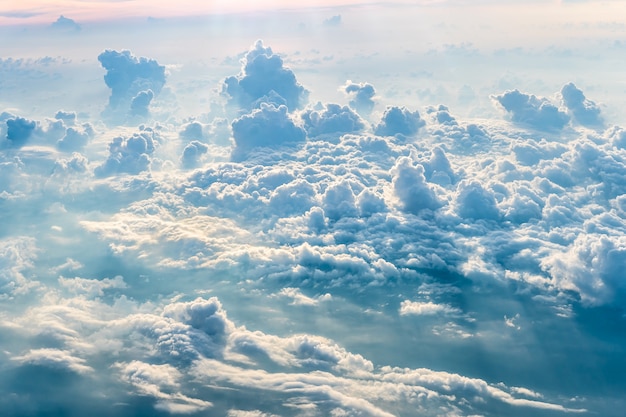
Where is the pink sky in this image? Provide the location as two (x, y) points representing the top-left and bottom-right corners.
(0, 0), (401, 25)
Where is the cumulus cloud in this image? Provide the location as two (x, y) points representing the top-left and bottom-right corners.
(129, 89), (154, 117)
(223, 40), (308, 111)
(343, 81), (376, 117)
(453, 180), (501, 221)
(5, 117), (36, 147)
(231, 103), (306, 159)
(54, 110), (76, 126)
(50, 15), (81, 31)
(94, 128), (160, 176)
(56, 124), (95, 151)
(301, 102), (364, 138)
(180, 140), (209, 168)
(561, 82), (603, 127)
(543, 232), (626, 306)
(493, 89), (569, 130)
(179, 121), (204, 141)
(98, 49), (165, 117)
(391, 157), (441, 214)
(374, 106), (425, 137)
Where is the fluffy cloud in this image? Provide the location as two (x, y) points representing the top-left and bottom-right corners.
(391, 157), (441, 214)
(301, 103), (364, 138)
(374, 106), (425, 137)
(493, 89), (569, 130)
(56, 124), (95, 151)
(98, 49), (165, 117)
(129, 89), (154, 117)
(543, 232), (626, 306)
(223, 40), (308, 111)
(180, 140), (209, 168)
(343, 81), (376, 116)
(231, 103), (306, 159)
(561, 82), (603, 127)
(4, 117), (36, 147)
(94, 128), (160, 176)
(453, 180), (501, 221)
(179, 121), (204, 141)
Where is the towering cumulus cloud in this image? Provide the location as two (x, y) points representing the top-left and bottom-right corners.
(98, 49), (165, 121)
(343, 80), (376, 116)
(561, 82), (603, 127)
(223, 40), (308, 111)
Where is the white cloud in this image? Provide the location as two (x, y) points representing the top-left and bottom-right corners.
(400, 300), (461, 316)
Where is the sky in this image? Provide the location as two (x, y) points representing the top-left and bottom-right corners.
(1, 1), (626, 417)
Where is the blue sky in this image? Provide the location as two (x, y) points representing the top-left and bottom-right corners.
(1, 1), (626, 416)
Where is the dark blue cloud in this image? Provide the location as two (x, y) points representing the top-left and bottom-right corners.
(223, 40), (308, 112)
(561, 83), (603, 127)
(493, 89), (569, 130)
(98, 50), (165, 113)
(231, 103), (306, 159)
(5, 117), (36, 147)
(374, 106), (425, 137)
(343, 81), (376, 117)
(301, 103), (364, 138)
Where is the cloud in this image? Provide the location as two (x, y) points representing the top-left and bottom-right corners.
(180, 140), (209, 168)
(374, 106), (425, 137)
(0, 237), (40, 299)
(129, 89), (154, 117)
(343, 81), (376, 117)
(56, 124), (95, 152)
(323, 15), (342, 27)
(50, 15), (81, 32)
(54, 110), (76, 126)
(231, 103), (306, 159)
(223, 40), (308, 111)
(399, 301), (462, 316)
(561, 82), (603, 127)
(98, 49), (166, 117)
(301, 103), (365, 138)
(4, 117), (36, 147)
(542, 232), (626, 306)
(493, 89), (569, 130)
(58, 275), (127, 297)
(12, 348), (93, 374)
(276, 287), (332, 306)
(94, 128), (160, 177)
(391, 157), (441, 214)
(453, 180), (501, 221)
(179, 121), (204, 141)
(115, 360), (212, 414)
